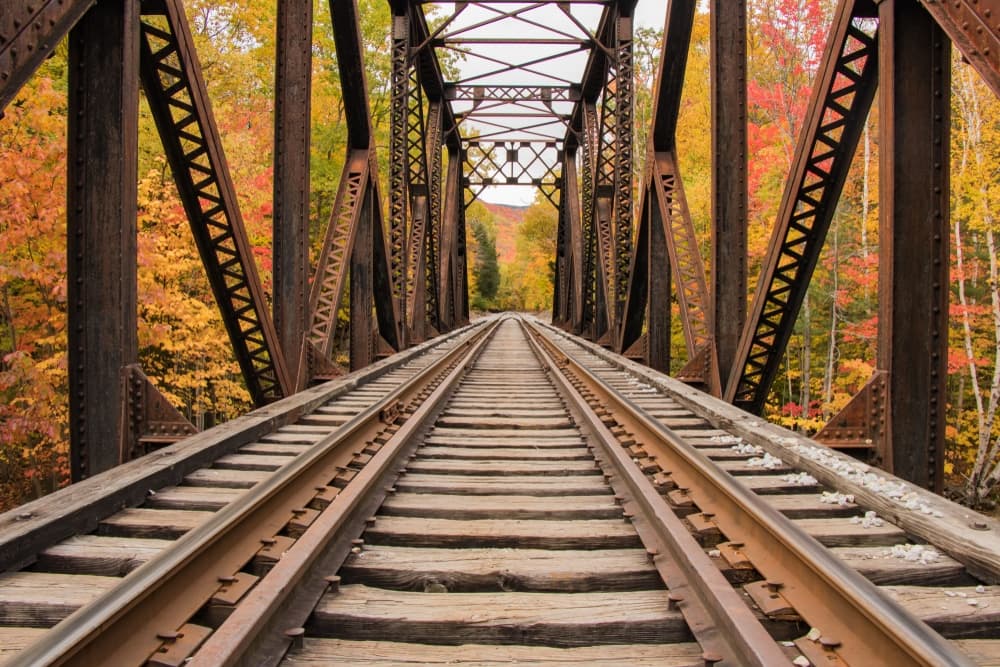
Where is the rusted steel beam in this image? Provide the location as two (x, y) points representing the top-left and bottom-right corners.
(350, 184), (375, 370)
(120, 365), (197, 460)
(306, 150), (371, 361)
(647, 183), (671, 373)
(651, 0), (696, 151)
(710, 0), (747, 385)
(445, 84), (581, 103)
(725, 0), (879, 412)
(918, 0), (1000, 98)
(654, 151), (711, 361)
(878, 0), (950, 491)
(332, 0), (373, 150)
(273, 0), (313, 390)
(0, 0), (94, 113)
(389, 9), (411, 345)
(612, 9), (634, 345)
(426, 102), (444, 333)
(438, 148), (461, 331)
(619, 186), (649, 353)
(138, 0), (291, 404)
(564, 147), (586, 333)
(66, 0), (139, 481)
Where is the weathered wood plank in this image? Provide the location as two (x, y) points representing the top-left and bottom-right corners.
(183, 469), (270, 488)
(882, 585), (1000, 638)
(435, 416), (573, 430)
(239, 442), (311, 456)
(793, 518), (908, 547)
(341, 546), (661, 592)
(98, 508), (213, 539)
(284, 638), (703, 665)
(426, 428), (582, 440)
(955, 639), (1000, 666)
(393, 474), (610, 496)
(36, 535), (172, 576)
(212, 454), (291, 471)
(416, 447), (591, 461)
(404, 460), (600, 477)
(831, 546), (971, 586)
(0, 572), (117, 626)
(379, 494), (621, 520)
(423, 436), (586, 449)
(309, 585), (690, 646)
(741, 475), (823, 495)
(764, 494), (859, 519)
(144, 486), (242, 511)
(362, 516), (642, 549)
(0, 626), (47, 659)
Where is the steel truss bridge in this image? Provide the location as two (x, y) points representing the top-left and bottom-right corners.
(2, 0), (1000, 664)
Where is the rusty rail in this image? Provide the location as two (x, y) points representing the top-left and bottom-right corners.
(525, 318), (974, 667)
(7, 319), (499, 667)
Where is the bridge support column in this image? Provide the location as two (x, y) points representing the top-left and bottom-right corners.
(273, 0), (313, 390)
(878, 0), (950, 491)
(710, 0), (747, 384)
(350, 184), (375, 371)
(67, 0), (140, 480)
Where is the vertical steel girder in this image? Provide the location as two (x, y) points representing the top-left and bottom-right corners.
(438, 149), (461, 331)
(272, 0), (313, 389)
(138, 0), (291, 405)
(725, 0), (879, 412)
(564, 148), (586, 334)
(1, 0), (95, 113)
(579, 102), (600, 337)
(67, 0), (139, 480)
(710, 0), (748, 384)
(389, 11), (411, 343)
(349, 183), (375, 371)
(553, 169), (571, 325)
(425, 102), (444, 333)
(878, 0), (950, 490)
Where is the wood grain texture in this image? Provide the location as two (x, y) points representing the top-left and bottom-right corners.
(283, 638), (704, 665)
(394, 474), (610, 496)
(309, 585), (690, 646)
(0, 572), (117, 626)
(144, 485), (242, 511)
(0, 627), (47, 659)
(882, 585), (1000, 638)
(36, 535), (172, 576)
(378, 494), (621, 520)
(98, 508), (214, 539)
(362, 516), (642, 549)
(340, 546), (661, 592)
(831, 546), (971, 586)
(416, 447), (592, 461)
(404, 460), (600, 477)
(792, 517), (908, 547)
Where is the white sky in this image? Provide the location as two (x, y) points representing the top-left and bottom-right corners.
(448, 0), (668, 207)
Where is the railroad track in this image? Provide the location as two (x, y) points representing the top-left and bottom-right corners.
(0, 314), (998, 665)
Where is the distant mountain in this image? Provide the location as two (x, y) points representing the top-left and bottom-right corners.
(481, 202), (525, 263)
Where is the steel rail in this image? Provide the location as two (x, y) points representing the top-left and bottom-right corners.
(8, 319), (500, 667)
(526, 320), (974, 667)
(522, 321), (790, 667)
(188, 315), (503, 666)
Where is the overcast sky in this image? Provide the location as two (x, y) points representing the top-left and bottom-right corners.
(471, 0), (668, 206)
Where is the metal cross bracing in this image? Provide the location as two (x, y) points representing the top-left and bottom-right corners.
(3, 0), (1000, 494)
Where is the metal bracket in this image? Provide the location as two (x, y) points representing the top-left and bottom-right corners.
(120, 365), (197, 463)
(815, 370), (887, 456)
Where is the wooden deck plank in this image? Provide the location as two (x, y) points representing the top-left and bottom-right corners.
(832, 546), (971, 586)
(955, 639), (1000, 666)
(340, 546), (661, 593)
(764, 494), (859, 519)
(435, 416), (574, 430)
(284, 638), (703, 665)
(35, 535), (172, 576)
(404, 460), (600, 477)
(423, 436), (586, 449)
(883, 586), (1000, 638)
(379, 494), (621, 520)
(98, 508), (214, 539)
(416, 447), (591, 461)
(393, 474), (610, 496)
(793, 518), (908, 547)
(144, 485), (242, 511)
(212, 454), (291, 471)
(0, 627), (47, 659)
(183, 468), (269, 488)
(362, 516), (642, 549)
(0, 572), (118, 626)
(309, 585), (690, 647)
